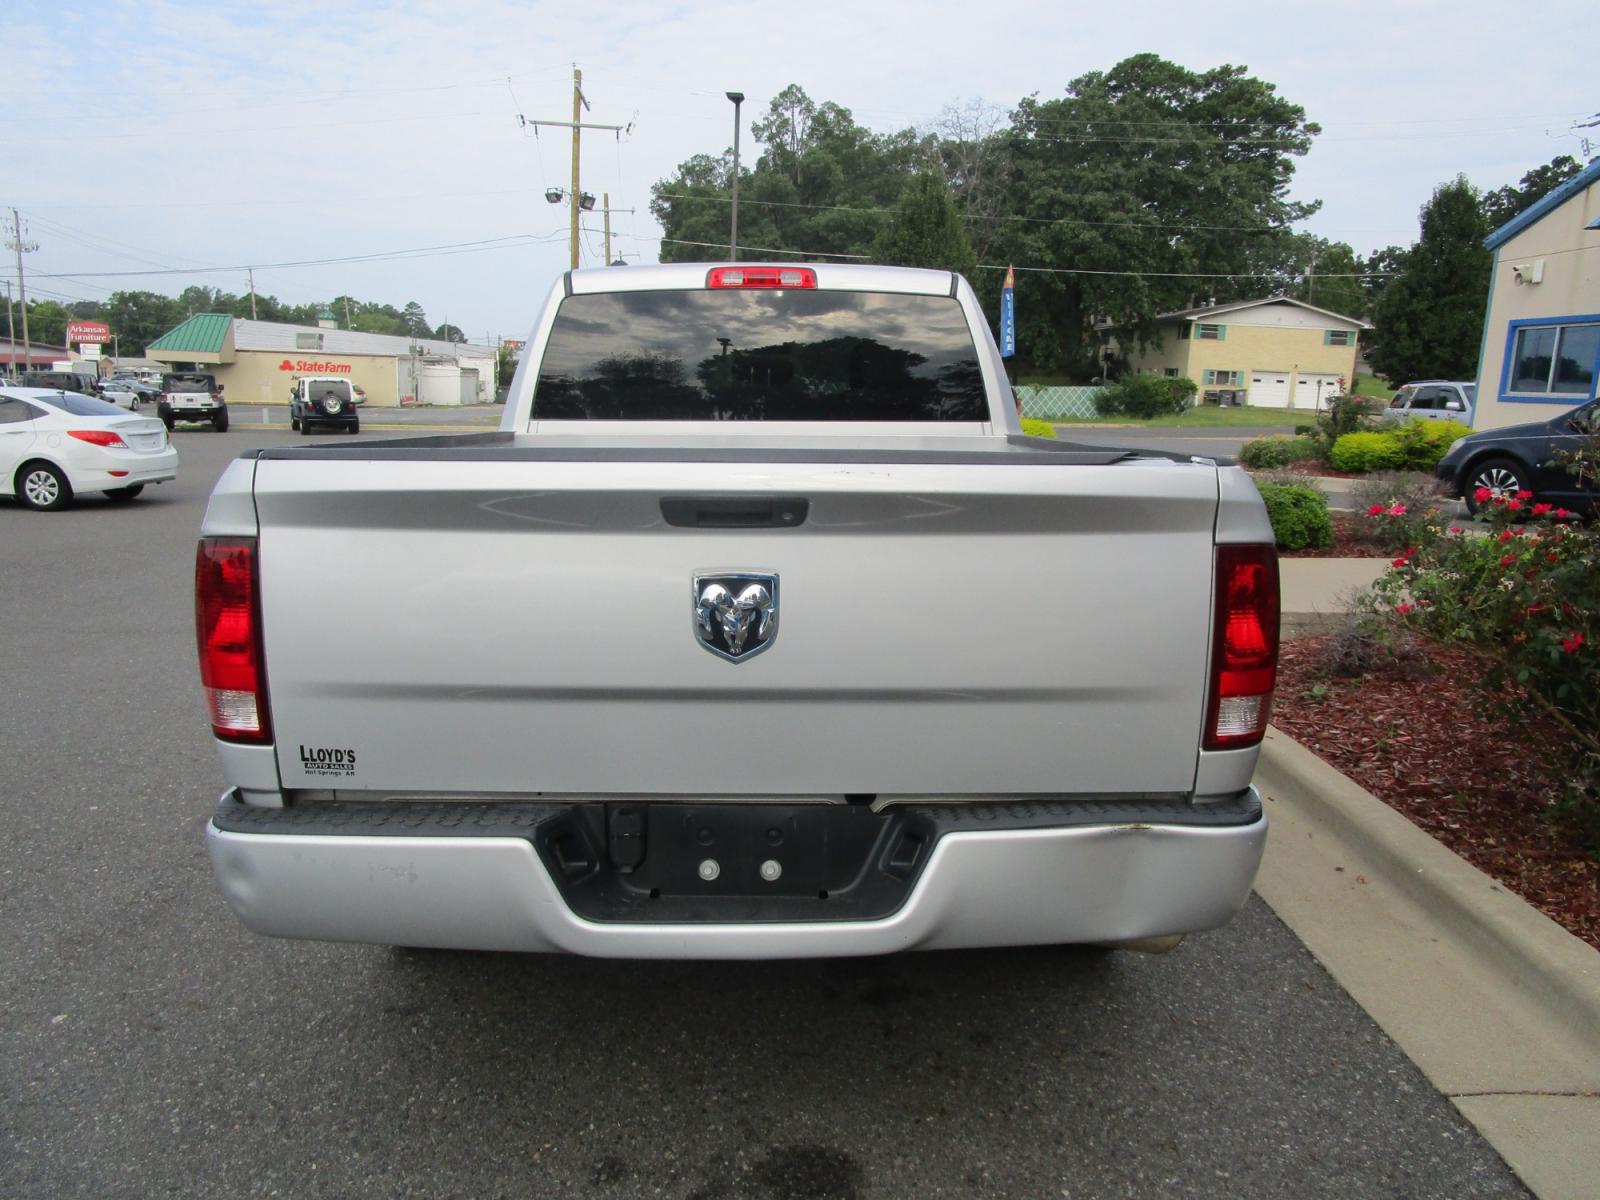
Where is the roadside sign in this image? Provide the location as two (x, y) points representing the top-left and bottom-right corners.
(66, 320), (111, 345)
(999, 265), (1016, 359)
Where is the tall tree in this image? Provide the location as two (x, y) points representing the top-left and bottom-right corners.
(1370, 177), (1491, 384)
(989, 54), (1320, 372)
(401, 301), (429, 337)
(1295, 238), (1366, 320)
(873, 171), (977, 277)
(651, 85), (926, 264)
(434, 323), (466, 343)
(1480, 154), (1585, 231)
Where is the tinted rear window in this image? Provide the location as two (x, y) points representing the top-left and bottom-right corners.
(36, 392), (127, 417)
(533, 289), (987, 421)
(164, 375), (213, 393)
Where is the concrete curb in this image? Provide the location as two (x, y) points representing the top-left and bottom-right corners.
(1258, 729), (1600, 1054)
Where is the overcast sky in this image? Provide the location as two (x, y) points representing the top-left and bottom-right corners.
(3, 0), (1594, 343)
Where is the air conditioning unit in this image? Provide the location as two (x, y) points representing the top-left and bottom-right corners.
(1511, 260), (1545, 286)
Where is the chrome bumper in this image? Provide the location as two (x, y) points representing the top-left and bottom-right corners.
(206, 791), (1267, 959)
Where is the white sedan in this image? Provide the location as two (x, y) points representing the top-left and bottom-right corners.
(1, 387), (179, 511)
(97, 379), (143, 410)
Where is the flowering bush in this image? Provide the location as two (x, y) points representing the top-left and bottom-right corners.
(1369, 492), (1600, 841)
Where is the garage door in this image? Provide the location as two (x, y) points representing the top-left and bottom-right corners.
(1293, 373), (1342, 409)
(1249, 371), (1291, 407)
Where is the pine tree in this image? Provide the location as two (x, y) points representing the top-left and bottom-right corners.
(872, 171), (977, 278)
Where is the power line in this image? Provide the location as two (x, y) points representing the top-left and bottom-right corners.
(26, 231), (569, 280)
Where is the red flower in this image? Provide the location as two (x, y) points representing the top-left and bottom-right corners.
(1386, 504), (1407, 516)
(1531, 503), (1552, 517)
(1548, 552), (1560, 564)
(1496, 530), (1514, 543)
(1499, 554), (1517, 567)
(1515, 490), (1533, 501)
(1562, 632), (1585, 655)
(1366, 504), (1385, 517)
(1555, 508), (1573, 519)
(1506, 499), (1523, 512)
(1395, 602), (1415, 616)
(1449, 527), (1463, 534)
(1391, 556), (1408, 568)
(1473, 487), (1492, 504)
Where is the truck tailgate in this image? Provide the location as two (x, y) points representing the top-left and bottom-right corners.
(253, 454), (1218, 798)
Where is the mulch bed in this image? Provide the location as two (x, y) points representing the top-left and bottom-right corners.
(1279, 512), (1386, 559)
(1248, 462), (1366, 481)
(1273, 635), (1600, 951)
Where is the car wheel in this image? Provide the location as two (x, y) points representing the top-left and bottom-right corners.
(301, 420), (314, 436)
(290, 416), (300, 431)
(212, 409), (229, 433)
(162, 415), (175, 432)
(1464, 456), (1526, 514)
(346, 419), (359, 434)
(16, 461), (72, 511)
(105, 484), (145, 502)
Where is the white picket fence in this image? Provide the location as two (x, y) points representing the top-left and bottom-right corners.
(1013, 385), (1106, 421)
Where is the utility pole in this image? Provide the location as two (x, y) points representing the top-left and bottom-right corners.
(4, 280), (14, 380)
(726, 92), (744, 261)
(524, 66), (630, 269)
(344, 295), (354, 329)
(7, 209), (39, 373)
(598, 193), (636, 266)
(247, 268), (258, 320)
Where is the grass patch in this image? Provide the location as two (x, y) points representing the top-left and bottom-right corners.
(1050, 404), (1307, 429)
(1351, 372), (1396, 401)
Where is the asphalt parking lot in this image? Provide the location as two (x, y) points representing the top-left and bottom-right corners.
(0, 429), (1526, 1199)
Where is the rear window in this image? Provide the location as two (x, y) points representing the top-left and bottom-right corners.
(533, 289), (987, 421)
(163, 375), (214, 393)
(35, 392), (127, 418)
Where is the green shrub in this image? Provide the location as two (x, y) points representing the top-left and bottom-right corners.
(1257, 483), (1334, 551)
(1019, 418), (1057, 439)
(1240, 435), (1322, 469)
(1094, 374), (1194, 419)
(1382, 419), (1473, 471)
(1330, 431), (1405, 473)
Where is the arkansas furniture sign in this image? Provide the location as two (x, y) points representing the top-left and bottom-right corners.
(66, 321), (111, 345)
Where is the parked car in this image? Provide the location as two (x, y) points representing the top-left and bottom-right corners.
(19, 370), (99, 397)
(1435, 397), (1600, 514)
(0, 386), (178, 510)
(109, 375), (162, 400)
(1382, 381), (1476, 425)
(97, 379), (143, 410)
(289, 376), (359, 435)
(158, 372), (228, 432)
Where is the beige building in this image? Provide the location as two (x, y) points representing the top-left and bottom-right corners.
(146, 312), (497, 408)
(1118, 296), (1368, 410)
(1474, 159), (1600, 432)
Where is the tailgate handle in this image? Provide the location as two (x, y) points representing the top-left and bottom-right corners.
(660, 496), (810, 529)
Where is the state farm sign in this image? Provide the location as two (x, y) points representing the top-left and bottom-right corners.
(278, 358), (353, 374)
(67, 320), (111, 345)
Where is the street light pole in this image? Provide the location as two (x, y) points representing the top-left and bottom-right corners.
(726, 92), (744, 261)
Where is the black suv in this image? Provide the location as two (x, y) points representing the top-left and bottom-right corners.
(158, 372), (229, 432)
(19, 370), (99, 395)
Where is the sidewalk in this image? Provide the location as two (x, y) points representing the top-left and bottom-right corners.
(1261, 557), (1600, 1198)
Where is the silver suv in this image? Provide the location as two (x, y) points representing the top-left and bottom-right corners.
(1383, 380), (1475, 424)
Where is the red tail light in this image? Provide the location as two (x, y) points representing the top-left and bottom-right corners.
(68, 429), (127, 447)
(707, 266), (816, 289)
(195, 537), (271, 744)
(1204, 544), (1279, 751)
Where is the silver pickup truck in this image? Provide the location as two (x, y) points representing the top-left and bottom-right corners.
(198, 263), (1278, 959)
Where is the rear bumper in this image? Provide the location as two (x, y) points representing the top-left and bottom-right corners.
(206, 791), (1267, 959)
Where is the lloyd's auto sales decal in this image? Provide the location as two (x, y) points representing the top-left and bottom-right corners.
(278, 359), (354, 374)
(298, 744), (357, 778)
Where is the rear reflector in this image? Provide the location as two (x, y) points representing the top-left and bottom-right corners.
(707, 266), (816, 289)
(68, 429), (127, 448)
(195, 537), (272, 744)
(1203, 544), (1279, 751)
